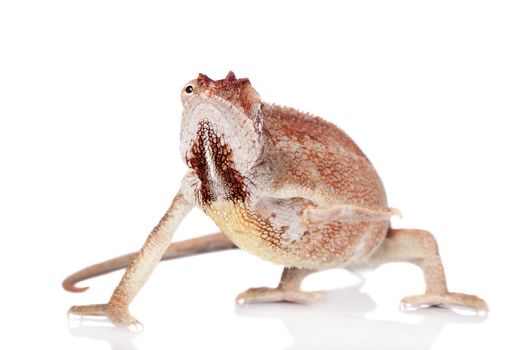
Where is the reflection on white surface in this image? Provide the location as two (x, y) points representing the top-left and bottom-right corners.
(68, 281), (486, 350)
(237, 284), (487, 350)
(69, 323), (140, 350)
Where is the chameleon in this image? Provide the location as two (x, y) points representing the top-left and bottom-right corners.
(64, 71), (487, 327)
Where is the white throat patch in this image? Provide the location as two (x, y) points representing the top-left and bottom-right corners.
(180, 95), (262, 176)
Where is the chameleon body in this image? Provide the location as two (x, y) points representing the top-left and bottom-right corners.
(65, 72), (487, 327)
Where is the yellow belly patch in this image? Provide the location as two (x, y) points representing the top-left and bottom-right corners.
(203, 200), (286, 263)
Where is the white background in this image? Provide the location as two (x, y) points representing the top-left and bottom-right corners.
(1, 1), (524, 349)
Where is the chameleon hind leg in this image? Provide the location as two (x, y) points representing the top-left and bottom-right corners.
(236, 267), (322, 304)
(366, 228), (488, 311)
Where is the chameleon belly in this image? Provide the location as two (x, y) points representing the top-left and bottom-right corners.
(202, 199), (390, 269)
(203, 199), (290, 265)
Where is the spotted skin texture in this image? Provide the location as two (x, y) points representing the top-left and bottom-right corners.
(255, 104), (390, 267)
(262, 104), (385, 206)
(65, 71), (488, 327)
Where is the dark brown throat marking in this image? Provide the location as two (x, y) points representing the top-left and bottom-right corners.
(186, 120), (248, 205)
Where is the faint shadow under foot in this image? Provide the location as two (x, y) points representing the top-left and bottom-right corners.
(68, 318), (139, 350)
(235, 282), (487, 350)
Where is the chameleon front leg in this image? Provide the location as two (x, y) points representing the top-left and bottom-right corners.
(263, 186), (401, 224)
(236, 267), (322, 304)
(69, 192), (193, 327)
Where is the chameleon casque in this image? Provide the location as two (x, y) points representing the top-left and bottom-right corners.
(64, 72), (487, 327)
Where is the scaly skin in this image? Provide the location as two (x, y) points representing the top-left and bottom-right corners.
(65, 72), (487, 327)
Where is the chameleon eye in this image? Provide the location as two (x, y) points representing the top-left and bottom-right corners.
(185, 85), (193, 94)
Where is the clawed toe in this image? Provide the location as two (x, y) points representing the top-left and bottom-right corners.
(401, 292), (488, 312)
(69, 304), (108, 317)
(236, 287), (323, 305)
(68, 303), (142, 328)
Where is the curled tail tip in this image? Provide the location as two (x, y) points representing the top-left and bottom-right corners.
(62, 280), (89, 293)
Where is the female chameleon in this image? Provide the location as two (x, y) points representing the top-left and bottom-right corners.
(65, 72), (487, 327)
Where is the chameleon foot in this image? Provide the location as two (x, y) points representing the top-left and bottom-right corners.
(401, 292), (488, 312)
(68, 303), (142, 329)
(236, 287), (323, 305)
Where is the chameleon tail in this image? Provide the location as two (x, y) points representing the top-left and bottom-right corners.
(62, 232), (237, 292)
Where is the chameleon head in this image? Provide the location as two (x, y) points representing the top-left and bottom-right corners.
(179, 72), (263, 203)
